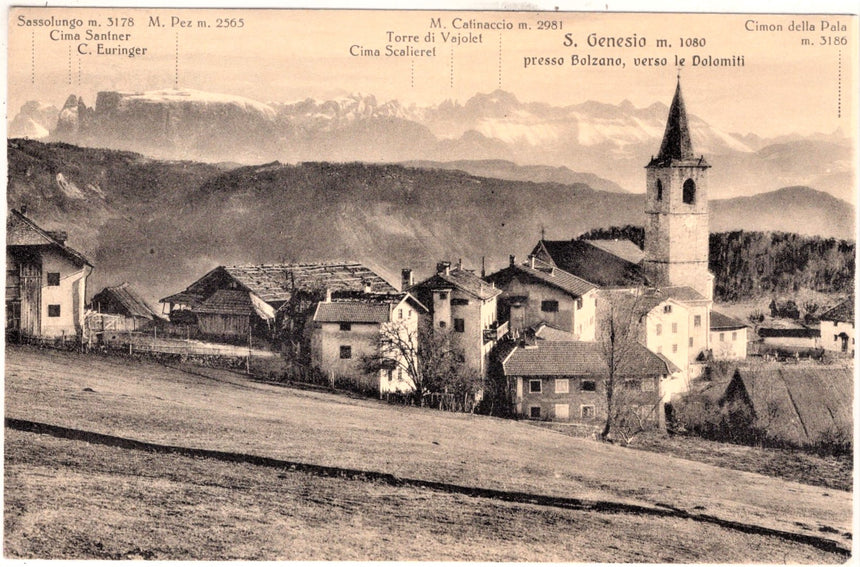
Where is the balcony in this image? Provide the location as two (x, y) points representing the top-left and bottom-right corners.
(483, 320), (509, 343)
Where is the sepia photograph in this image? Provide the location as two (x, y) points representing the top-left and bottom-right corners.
(3, 3), (857, 562)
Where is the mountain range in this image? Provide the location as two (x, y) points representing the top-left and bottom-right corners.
(9, 88), (854, 202)
(6, 139), (854, 306)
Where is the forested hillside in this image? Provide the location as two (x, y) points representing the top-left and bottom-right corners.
(580, 226), (855, 301)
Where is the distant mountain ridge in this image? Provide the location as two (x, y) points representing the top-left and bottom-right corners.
(9, 87), (854, 202)
(6, 140), (854, 307)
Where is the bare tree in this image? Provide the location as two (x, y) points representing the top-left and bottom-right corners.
(364, 318), (477, 407)
(597, 288), (646, 441)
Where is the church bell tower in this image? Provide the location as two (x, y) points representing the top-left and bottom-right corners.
(643, 79), (713, 300)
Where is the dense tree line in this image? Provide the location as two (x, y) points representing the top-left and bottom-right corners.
(579, 226), (855, 301)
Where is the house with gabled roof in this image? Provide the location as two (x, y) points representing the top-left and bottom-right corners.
(89, 282), (162, 332)
(6, 209), (93, 340)
(310, 291), (427, 394)
(819, 296), (854, 356)
(709, 311), (748, 360)
(408, 260), (503, 378)
(486, 255), (598, 341)
(503, 340), (677, 426)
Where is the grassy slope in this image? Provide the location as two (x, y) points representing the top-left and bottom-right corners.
(4, 346), (852, 557)
(4, 429), (841, 562)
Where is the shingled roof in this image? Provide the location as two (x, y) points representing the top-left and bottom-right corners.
(91, 283), (159, 320)
(533, 239), (647, 288)
(819, 296), (854, 323)
(194, 289), (258, 316)
(6, 209), (92, 267)
(161, 262), (396, 306)
(503, 341), (677, 377)
(723, 365), (853, 446)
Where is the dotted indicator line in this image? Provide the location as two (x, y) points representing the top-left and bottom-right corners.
(411, 59), (414, 88)
(31, 32), (35, 84)
(837, 49), (841, 118)
(68, 45), (72, 85)
(175, 32), (180, 89)
(498, 32), (502, 88)
(450, 47), (455, 88)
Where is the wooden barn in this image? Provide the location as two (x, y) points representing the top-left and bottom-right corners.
(90, 282), (161, 331)
(160, 262), (397, 339)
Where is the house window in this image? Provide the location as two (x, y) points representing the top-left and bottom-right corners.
(581, 405), (595, 419)
(451, 298), (469, 306)
(555, 378), (569, 394)
(641, 380), (656, 392)
(454, 318), (465, 333)
(339, 345), (352, 359)
(655, 323), (662, 336)
(624, 379), (639, 390)
(529, 379), (542, 393)
(48, 304), (61, 317)
(694, 315), (702, 327)
(339, 323), (351, 331)
(689, 337), (694, 347)
(672, 344), (678, 353)
(529, 406), (541, 419)
(671, 322), (678, 334)
(719, 333), (725, 342)
(439, 321), (447, 328)
(580, 379), (596, 392)
(541, 300), (559, 313)
(46, 272), (60, 286)
(398, 368), (403, 381)
(387, 369), (393, 382)
(663, 305), (672, 314)
(732, 331), (737, 341)
(554, 404), (570, 420)
(438, 292), (448, 300)
(398, 308), (403, 320)
(656, 178), (663, 201)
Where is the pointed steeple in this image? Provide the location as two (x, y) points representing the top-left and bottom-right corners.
(651, 79), (695, 166)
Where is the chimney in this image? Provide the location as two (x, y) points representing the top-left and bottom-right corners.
(481, 256), (486, 278)
(528, 254), (536, 269)
(401, 268), (414, 291)
(363, 280), (372, 294)
(19, 205), (28, 216)
(47, 230), (68, 245)
(436, 261), (451, 276)
(457, 258), (463, 270)
(325, 288), (332, 303)
(509, 255), (516, 267)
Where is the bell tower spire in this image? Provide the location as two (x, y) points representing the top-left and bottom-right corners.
(643, 79), (713, 301)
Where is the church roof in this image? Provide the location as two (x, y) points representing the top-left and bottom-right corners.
(647, 80), (710, 168)
(532, 239), (648, 288)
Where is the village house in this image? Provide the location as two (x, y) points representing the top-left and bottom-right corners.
(89, 282), (161, 332)
(709, 311), (749, 360)
(485, 255), (598, 341)
(503, 340), (677, 426)
(160, 262), (397, 342)
(310, 290), (427, 394)
(818, 296), (854, 356)
(6, 209), (93, 341)
(407, 261), (503, 379)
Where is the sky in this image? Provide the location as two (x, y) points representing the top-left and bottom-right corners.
(6, 7), (858, 138)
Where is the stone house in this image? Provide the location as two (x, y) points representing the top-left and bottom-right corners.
(310, 291), (427, 394)
(485, 255), (598, 341)
(6, 209), (93, 340)
(408, 261), (503, 378)
(503, 340), (677, 426)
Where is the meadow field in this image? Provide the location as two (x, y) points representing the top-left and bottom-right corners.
(3, 346), (852, 561)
